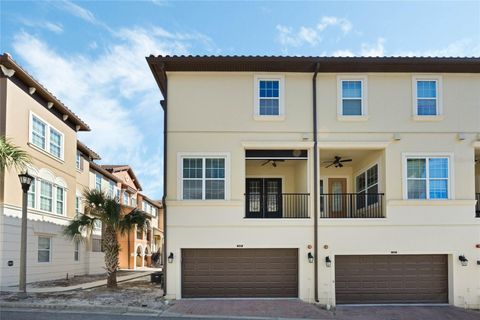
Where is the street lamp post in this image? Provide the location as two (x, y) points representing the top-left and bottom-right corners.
(18, 172), (33, 295)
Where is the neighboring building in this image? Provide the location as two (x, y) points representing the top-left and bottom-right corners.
(148, 56), (480, 308)
(100, 165), (163, 269)
(0, 53), (100, 285)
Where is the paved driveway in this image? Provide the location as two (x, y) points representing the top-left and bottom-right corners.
(165, 299), (480, 320)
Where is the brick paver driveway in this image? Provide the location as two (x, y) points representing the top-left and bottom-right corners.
(164, 299), (480, 320)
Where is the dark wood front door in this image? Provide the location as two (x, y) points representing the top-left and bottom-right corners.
(335, 255), (448, 304)
(246, 178), (282, 218)
(328, 178), (347, 218)
(182, 249), (298, 298)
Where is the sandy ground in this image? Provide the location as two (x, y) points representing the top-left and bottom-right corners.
(0, 276), (166, 310)
(28, 271), (136, 288)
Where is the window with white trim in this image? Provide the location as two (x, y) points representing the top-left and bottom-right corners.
(341, 80), (364, 116)
(56, 186), (65, 215)
(29, 113), (64, 159)
(123, 192), (129, 205)
(355, 164), (379, 209)
(131, 196), (136, 207)
(95, 174), (102, 191)
(28, 178), (36, 208)
(74, 240), (80, 261)
(75, 195), (82, 218)
(40, 181), (53, 212)
(254, 76), (284, 118)
(38, 236), (51, 263)
(182, 157), (226, 200)
(108, 181), (115, 198)
(416, 80), (438, 115)
(76, 151), (83, 171)
(406, 157), (449, 199)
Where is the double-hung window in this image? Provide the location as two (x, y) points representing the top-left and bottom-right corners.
(76, 151), (83, 171)
(123, 192), (129, 206)
(38, 236), (51, 263)
(413, 76), (442, 117)
(255, 76), (284, 118)
(108, 181), (115, 198)
(74, 240), (80, 261)
(75, 195), (82, 218)
(56, 186), (65, 215)
(355, 164), (379, 209)
(182, 156), (226, 200)
(29, 113), (64, 159)
(406, 156), (449, 200)
(40, 181), (53, 212)
(338, 76), (367, 117)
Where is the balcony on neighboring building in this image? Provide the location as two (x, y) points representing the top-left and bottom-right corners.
(245, 149), (310, 219)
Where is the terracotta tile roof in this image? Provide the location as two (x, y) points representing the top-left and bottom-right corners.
(101, 164), (142, 191)
(77, 140), (101, 160)
(1, 53), (90, 131)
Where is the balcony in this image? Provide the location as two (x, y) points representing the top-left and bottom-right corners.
(320, 193), (385, 218)
(476, 193), (480, 218)
(245, 193), (310, 218)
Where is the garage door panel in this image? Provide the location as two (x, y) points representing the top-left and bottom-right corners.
(335, 255), (448, 304)
(182, 249), (298, 298)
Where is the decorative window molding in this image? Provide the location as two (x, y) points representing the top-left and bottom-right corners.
(29, 112), (65, 160)
(402, 152), (453, 200)
(337, 75), (368, 120)
(253, 75), (285, 120)
(177, 152), (230, 201)
(412, 75), (443, 119)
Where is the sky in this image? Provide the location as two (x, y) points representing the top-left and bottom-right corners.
(1, 0), (479, 199)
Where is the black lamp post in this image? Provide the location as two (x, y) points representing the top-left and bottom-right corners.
(18, 172), (34, 294)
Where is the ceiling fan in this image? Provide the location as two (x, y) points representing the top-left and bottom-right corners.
(322, 156), (352, 168)
(261, 160), (285, 167)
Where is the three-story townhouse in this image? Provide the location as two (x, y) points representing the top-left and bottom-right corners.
(0, 53), (94, 285)
(147, 56), (480, 308)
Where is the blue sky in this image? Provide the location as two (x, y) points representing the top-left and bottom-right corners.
(1, 0), (479, 198)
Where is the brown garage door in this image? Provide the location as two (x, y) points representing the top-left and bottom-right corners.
(335, 255), (448, 304)
(182, 249), (298, 298)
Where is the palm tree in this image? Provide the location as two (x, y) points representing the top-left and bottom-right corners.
(0, 135), (31, 172)
(64, 189), (148, 288)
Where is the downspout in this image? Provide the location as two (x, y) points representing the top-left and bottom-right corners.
(312, 62), (320, 303)
(160, 63), (168, 297)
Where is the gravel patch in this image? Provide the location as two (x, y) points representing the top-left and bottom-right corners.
(28, 271), (135, 288)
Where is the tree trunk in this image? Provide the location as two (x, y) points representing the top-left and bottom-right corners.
(103, 225), (119, 288)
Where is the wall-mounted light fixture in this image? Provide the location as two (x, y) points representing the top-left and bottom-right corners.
(325, 256), (332, 268)
(457, 133), (466, 141)
(168, 252), (174, 264)
(307, 252), (314, 264)
(459, 255), (468, 266)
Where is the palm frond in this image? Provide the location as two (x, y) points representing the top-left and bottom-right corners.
(0, 136), (31, 172)
(64, 214), (97, 242)
(118, 208), (149, 235)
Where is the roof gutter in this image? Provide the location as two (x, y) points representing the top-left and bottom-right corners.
(312, 62), (320, 303)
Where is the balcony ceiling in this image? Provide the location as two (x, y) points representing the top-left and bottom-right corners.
(320, 149), (380, 168)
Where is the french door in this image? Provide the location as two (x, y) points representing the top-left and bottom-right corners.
(246, 178), (282, 218)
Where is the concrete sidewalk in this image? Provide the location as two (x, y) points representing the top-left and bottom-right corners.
(0, 271), (154, 293)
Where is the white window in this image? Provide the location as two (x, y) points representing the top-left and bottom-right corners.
(27, 178), (36, 208)
(29, 113), (64, 159)
(337, 76), (367, 117)
(254, 75), (284, 118)
(74, 240), (80, 261)
(38, 236), (51, 263)
(75, 195), (82, 218)
(95, 174), (102, 191)
(108, 181), (115, 198)
(40, 181), (53, 212)
(355, 164), (379, 209)
(181, 156), (226, 200)
(123, 192), (129, 205)
(413, 76), (442, 117)
(131, 196), (136, 207)
(56, 186), (65, 215)
(405, 156), (450, 200)
(76, 151), (83, 171)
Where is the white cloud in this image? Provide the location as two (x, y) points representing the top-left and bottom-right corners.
(360, 37), (386, 56)
(393, 38), (480, 57)
(332, 49), (355, 57)
(12, 26), (215, 198)
(18, 18), (63, 34)
(276, 16), (353, 50)
(57, 0), (97, 24)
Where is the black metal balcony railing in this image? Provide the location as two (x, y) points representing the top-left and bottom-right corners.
(320, 193), (385, 218)
(245, 193), (310, 218)
(476, 193), (480, 218)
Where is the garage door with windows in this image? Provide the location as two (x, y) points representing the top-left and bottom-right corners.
(335, 255), (448, 304)
(181, 248), (298, 298)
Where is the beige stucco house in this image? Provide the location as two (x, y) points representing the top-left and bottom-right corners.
(0, 53), (106, 285)
(148, 56), (480, 308)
